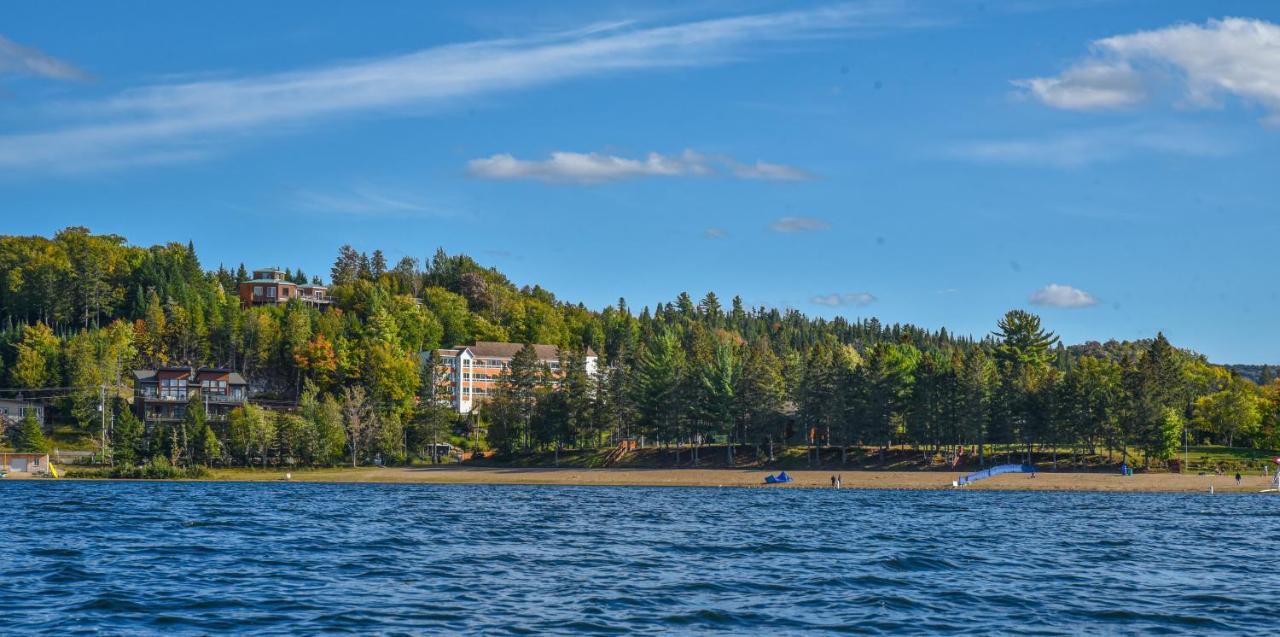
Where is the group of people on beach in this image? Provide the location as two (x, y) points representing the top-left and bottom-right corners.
(829, 475), (843, 489)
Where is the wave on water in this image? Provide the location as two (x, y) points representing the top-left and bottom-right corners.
(2, 482), (1276, 635)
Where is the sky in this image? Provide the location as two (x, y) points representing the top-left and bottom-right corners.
(2, 0), (1278, 363)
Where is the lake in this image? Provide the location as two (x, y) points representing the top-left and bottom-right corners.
(1, 482), (1276, 634)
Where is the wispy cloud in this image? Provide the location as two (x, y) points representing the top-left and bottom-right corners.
(0, 3), (917, 175)
(0, 35), (90, 82)
(947, 123), (1235, 167)
(770, 216), (831, 233)
(1029, 283), (1098, 308)
(467, 149), (812, 184)
(468, 150), (707, 184)
(728, 159), (816, 181)
(289, 184), (453, 218)
(1015, 17), (1280, 124)
(703, 227), (729, 239)
(811, 292), (877, 307)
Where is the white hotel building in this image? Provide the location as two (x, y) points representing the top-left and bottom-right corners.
(426, 341), (599, 414)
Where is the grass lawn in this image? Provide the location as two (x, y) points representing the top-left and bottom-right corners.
(1181, 446), (1279, 474)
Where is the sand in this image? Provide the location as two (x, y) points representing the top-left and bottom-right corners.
(198, 466), (1278, 493)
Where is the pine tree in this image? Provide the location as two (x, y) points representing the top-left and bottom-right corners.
(13, 411), (50, 453)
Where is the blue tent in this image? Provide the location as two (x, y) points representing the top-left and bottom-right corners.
(764, 471), (793, 484)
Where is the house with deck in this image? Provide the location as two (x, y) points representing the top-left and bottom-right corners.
(238, 268), (330, 308)
(132, 367), (248, 426)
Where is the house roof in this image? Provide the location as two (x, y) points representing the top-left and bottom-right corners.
(0, 398), (41, 407)
(133, 368), (247, 385)
(242, 278), (296, 285)
(446, 341), (597, 361)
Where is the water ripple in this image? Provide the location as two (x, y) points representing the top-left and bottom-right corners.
(2, 482), (1277, 634)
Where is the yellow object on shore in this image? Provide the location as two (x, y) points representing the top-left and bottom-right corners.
(49, 462), (60, 479)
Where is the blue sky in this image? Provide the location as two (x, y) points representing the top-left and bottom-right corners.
(2, 0), (1278, 363)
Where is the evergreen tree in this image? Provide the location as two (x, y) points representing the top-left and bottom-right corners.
(112, 402), (144, 466)
(12, 410), (49, 453)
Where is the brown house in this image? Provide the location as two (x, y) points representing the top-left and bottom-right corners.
(132, 367), (248, 426)
(238, 268), (330, 308)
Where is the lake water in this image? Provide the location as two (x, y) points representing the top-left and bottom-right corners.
(2, 482), (1277, 634)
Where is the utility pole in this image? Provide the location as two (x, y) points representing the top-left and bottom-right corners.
(99, 384), (107, 466)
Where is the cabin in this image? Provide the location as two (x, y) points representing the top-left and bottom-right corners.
(0, 452), (51, 476)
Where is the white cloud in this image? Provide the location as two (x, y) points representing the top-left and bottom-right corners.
(1013, 62), (1145, 110)
(948, 123), (1234, 167)
(770, 216), (831, 233)
(467, 150), (811, 184)
(703, 227), (729, 239)
(1016, 18), (1280, 124)
(811, 292), (877, 307)
(0, 35), (90, 81)
(1029, 283), (1098, 308)
(0, 3), (914, 174)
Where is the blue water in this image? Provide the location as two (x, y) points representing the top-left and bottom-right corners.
(2, 482), (1277, 635)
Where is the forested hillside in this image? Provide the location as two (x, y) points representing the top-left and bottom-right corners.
(1, 228), (1276, 469)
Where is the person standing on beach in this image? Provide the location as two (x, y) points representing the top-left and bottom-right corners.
(1235, 472), (1242, 486)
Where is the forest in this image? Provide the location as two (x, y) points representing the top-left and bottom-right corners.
(1, 227), (1276, 471)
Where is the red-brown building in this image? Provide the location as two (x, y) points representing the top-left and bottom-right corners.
(238, 268), (330, 308)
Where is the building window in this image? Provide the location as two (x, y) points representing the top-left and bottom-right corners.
(160, 378), (188, 400)
(253, 286), (263, 296)
(201, 380), (228, 395)
(267, 287), (276, 298)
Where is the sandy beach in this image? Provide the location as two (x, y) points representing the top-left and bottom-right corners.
(189, 466), (1280, 493)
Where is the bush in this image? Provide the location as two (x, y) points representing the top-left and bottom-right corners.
(107, 457), (209, 479)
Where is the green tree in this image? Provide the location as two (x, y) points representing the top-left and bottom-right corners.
(736, 338), (786, 450)
(631, 329), (686, 447)
(1193, 378), (1262, 447)
(10, 322), (60, 388)
(112, 403), (144, 466)
(12, 411), (50, 453)
(992, 310), (1058, 457)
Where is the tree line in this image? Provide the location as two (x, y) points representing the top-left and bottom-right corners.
(1, 228), (1276, 469)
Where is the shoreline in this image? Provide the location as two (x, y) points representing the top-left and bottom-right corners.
(22, 466), (1275, 493)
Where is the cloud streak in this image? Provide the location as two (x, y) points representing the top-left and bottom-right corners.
(947, 123), (1235, 167)
(0, 3), (914, 174)
(0, 35), (90, 82)
(1029, 283), (1098, 308)
(811, 292), (877, 307)
(289, 184), (453, 218)
(467, 150), (812, 184)
(1015, 17), (1280, 124)
(770, 216), (831, 233)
